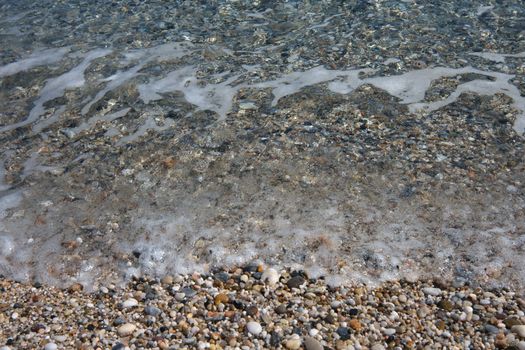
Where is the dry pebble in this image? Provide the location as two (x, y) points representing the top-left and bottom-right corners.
(1, 271), (525, 349)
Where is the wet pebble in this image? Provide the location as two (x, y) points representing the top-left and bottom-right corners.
(287, 276), (305, 289)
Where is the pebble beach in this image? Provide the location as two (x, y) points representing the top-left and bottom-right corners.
(1, 267), (525, 349)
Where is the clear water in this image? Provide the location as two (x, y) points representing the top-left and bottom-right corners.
(1, 0), (525, 289)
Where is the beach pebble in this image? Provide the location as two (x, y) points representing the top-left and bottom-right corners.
(0, 347), (11, 350)
(517, 341), (525, 350)
(44, 343), (58, 350)
(284, 334), (302, 349)
(512, 325), (525, 338)
(371, 344), (386, 350)
(117, 323), (136, 336)
(261, 268), (280, 285)
(304, 336), (323, 350)
(122, 298), (138, 308)
(246, 321), (262, 335)
(287, 276), (305, 289)
(422, 287), (442, 296)
(144, 305), (161, 316)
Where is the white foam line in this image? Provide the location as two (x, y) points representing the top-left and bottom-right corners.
(469, 51), (525, 63)
(0, 49), (112, 133)
(137, 64), (525, 134)
(81, 43), (191, 115)
(0, 47), (70, 78)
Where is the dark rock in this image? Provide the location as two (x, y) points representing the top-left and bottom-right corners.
(287, 276), (306, 289)
(145, 305), (161, 316)
(275, 304), (287, 314)
(336, 327), (351, 340)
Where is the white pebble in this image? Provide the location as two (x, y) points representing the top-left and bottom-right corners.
(117, 323), (137, 336)
(398, 294), (407, 303)
(122, 298), (138, 308)
(512, 325), (525, 338)
(517, 341), (525, 350)
(261, 268), (280, 286)
(175, 292), (186, 301)
(382, 328), (396, 336)
(246, 321), (262, 335)
(285, 334), (302, 350)
(44, 343), (58, 350)
(54, 335), (67, 342)
(371, 344), (385, 350)
(422, 287), (442, 296)
(0, 347), (11, 350)
(309, 328), (319, 337)
(11, 312), (18, 319)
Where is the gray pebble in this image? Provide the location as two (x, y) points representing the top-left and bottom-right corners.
(304, 336), (323, 350)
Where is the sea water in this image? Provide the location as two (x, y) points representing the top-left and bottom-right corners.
(0, 0), (524, 289)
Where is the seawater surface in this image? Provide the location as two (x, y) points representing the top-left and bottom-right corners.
(1, 0), (525, 289)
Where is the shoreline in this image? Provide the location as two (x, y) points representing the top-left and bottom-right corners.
(1, 267), (524, 350)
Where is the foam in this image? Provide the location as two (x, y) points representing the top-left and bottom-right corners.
(469, 51), (525, 63)
(0, 49), (112, 133)
(136, 62), (525, 134)
(0, 47), (69, 78)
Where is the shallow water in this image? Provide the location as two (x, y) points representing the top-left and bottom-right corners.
(0, 0), (525, 289)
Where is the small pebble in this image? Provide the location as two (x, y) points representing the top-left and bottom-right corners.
(122, 298), (138, 308)
(304, 336), (323, 350)
(246, 321), (262, 336)
(422, 287), (442, 296)
(117, 323), (136, 336)
(512, 325), (525, 338)
(261, 268), (280, 285)
(44, 343), (58, 350)
(284, 334), (302, 350)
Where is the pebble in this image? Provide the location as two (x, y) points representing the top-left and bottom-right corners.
(117, 323), (137, 336)
(512, 325), (525, 338)
(144, 305), (161, 316)
(214, 293), (229, 305)
(246, 321), (262, 335)
(44, 343), (58, 350)
(284, 334), (302, 350)
(122, 298), (138, 308)
(304, 336), (323, 350)
(261, 268), (280, 285)
(422, 287), (442, 296)
(371, 344), (386, 350)
(349, 319), (362, 331)
(382, 328), (396, 336)
(0, 347), (10, 350)
(287, 276), (306, 289)
(517, 341), (525, 350)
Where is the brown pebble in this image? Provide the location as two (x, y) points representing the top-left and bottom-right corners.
(349, 319), (362, 331)
(214, 293), (229, 305)
(68, 283), (83, 293)
(246, 305), (259, 317)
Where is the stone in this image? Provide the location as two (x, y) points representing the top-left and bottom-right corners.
(371, 344), (386, 350)
(161, 275), (173, 285)
(44, 343), (58, 350)
(517, 341), (525, 350)
(382, 328), (396, 336)
(284, 334), (302, 350)
(512, 325), (525, 338)
(0, 347), (10, 350)
(336, 327), (351, 340)
(437, 299), (454, 311)
(117, 323), (136, 336)
(484, 324), (500, 334)
(505, 317), (523, 328)
(246, 321), (262, 336)
(304, 336), (323, 350)
(287, 276), (306, 289)
(261, 268), (280, 285)
(122, 298), (138, 308)
(422, 287), (442, 296)
(214, 293), (229, 305)
(144, 305), (161, 316)
(349, 319), (362, 331)
(68, 283), (83, 292)
(275, 304), (287, 314)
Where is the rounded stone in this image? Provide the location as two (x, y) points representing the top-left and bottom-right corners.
(422, 287), (442, 296)
(512, 325), (525, 338)
(304, 336), (323, 350)
(122, 298), (138, 308)
(214, 293), (229, 305)
(144, 305), (161, 316)
(284, 334), (302, 350)
(371, 344), (386, 350)
(117, 323), (136, 336)
(44, 343), (58, 350)
(246, 321), (262, 336)
(261, 268), (280, 285)
(286, 276), (306, 289)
